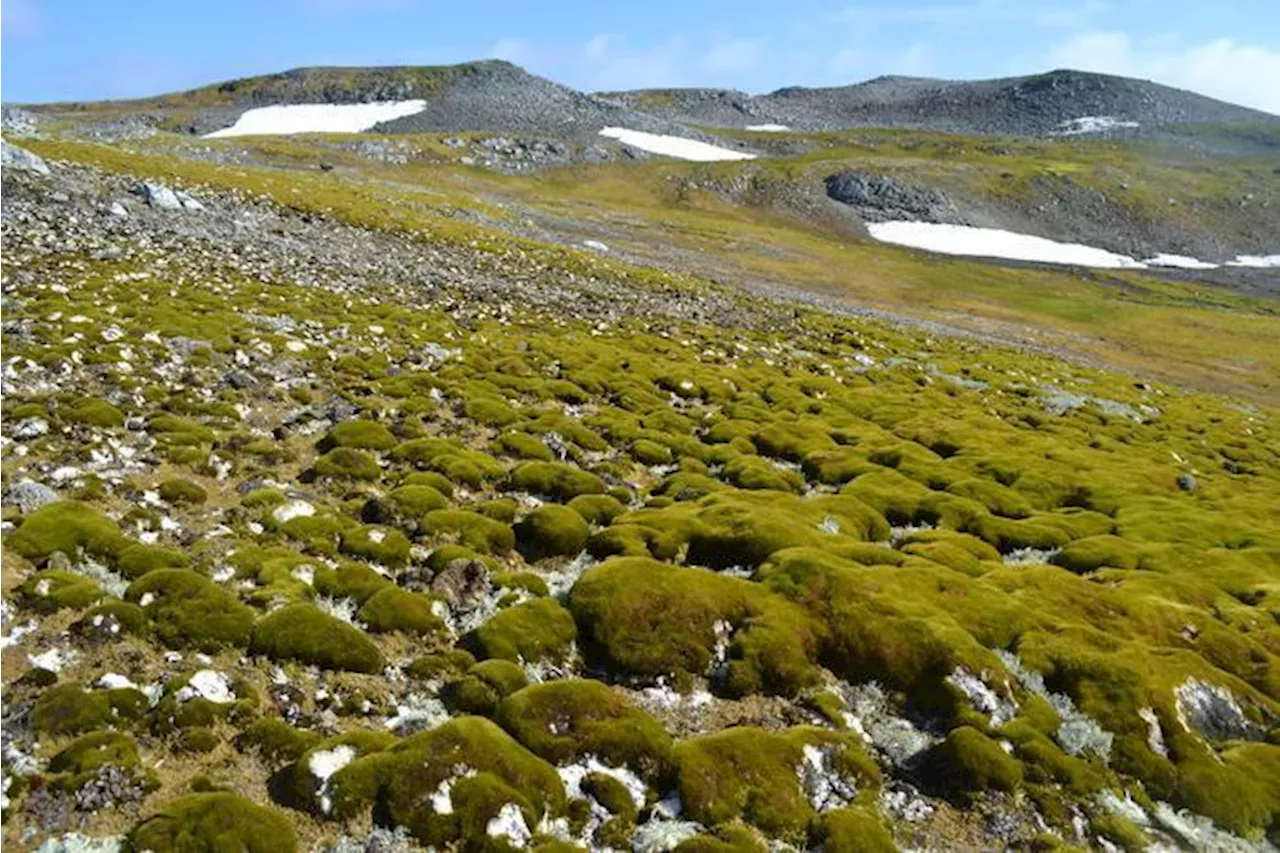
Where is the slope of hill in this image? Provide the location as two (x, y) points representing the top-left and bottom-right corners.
(2, 61), (1279, 853)
(606, 69), (1280, 135)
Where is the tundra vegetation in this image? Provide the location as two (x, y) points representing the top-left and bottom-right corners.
(1, 109), (1278, 852)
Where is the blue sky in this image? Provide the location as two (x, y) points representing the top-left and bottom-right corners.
(3, 0), (1278, 113)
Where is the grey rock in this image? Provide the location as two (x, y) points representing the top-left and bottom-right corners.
(108, 202), (129, 218)
(12, 416), (50, 439)
(1174, 677), (1264, 742)
(1, 140), (52, 176)
(135, 181), (184, 210)
(4, 481), (59, 514)
(1176, 472), (1197, 491)
(2, 106), (40, 135)
(825, 170), (960, 224)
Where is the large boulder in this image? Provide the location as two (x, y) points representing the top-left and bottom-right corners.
(1, 140), (51, 175)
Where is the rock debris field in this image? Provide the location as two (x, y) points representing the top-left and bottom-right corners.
(1, 140), (1278, 853)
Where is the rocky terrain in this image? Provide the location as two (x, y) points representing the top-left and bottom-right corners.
(2, 60), (1279, 853)
(604, 69), (1280, 136)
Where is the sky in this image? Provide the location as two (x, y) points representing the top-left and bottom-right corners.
(2, 0), (1279, 114)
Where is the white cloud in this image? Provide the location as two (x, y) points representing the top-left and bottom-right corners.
(2, 0), (43, 39)
(1044, 31), (1280, 114)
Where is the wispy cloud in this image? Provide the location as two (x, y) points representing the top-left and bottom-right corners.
(1044, 31), (1280, 114)
(2, 0), (44, 40)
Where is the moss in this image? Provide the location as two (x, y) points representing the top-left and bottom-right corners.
(322, 419), (397, 451)
(158, 478), (208, 505)
(403, 470), (456, 496)
(816, 806), (898, 853)
(477, 498), (520, 523)
(32, 683), (125, 735)
(117, 543), (191, 579)
(493, 571), (550, 597)
(384, 484), (450, 517)
(583, 773), (638, 821)
(465, 598), (577, 663)
(516, 505), (590, 560)
(925, 726), (1023, 800)
(466, 394), (521, 427)
(568, 494), (627, 526)
(500, 431), (556, 461)
(6, 501), (128, 565)
(176, 727), (222, 754)
(74, 599), (148, 638)
(314, 447), (382, 480)
(1090, 812), (1149, 852)
(631, 439), (674, 465)
(380, 717), (567, 847)
(242, 487), (287, 509)
(497, 680), (672, 779)
(1051, 535), (1141, 573)
(675, 727), (878, 839)
(65, 398), (125, 429)
(49, 731), (140, 774)
(407, 648), (479, 681)
(128, 792), (298, 853)
(20, 570), (103, 612)
(291, 730), (398, 817)
(570, 557), (821, 696)
(250, 604), (385, 673)
(357, 586), (444, 635)
(423, 509), (515, 554)
(313, 561), (390, 603)
(237, 716), (322, 766)
(509, 462), (606, 502)
(126, 570), (255, 651)
(340, 525), (411, 567)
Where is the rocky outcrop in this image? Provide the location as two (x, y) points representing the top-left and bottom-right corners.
(824, 170), (962, 223)
(2, 140), (51, 176)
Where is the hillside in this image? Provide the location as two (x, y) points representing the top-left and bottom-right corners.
(2, 60), (1279, 853)
(607, 69), (1279, 135)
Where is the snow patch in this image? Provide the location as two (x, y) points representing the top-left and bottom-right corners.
(558, 756), (648, 807)
(177, 670), (236, 704)
(1227, 254), (1280, 268)
(205, 101), (427, 138)
(599, 127), (756, 162)
(272, 499), (315, 524)
(745, 123), (790, 132)
(486, 802), (532, 847)
(309, 744), (357, 815)
(1144, 253), (1219, 270)
(1054, 116), (1140, 135)
(429, 766), (477, 815)
(867, 221), (1148, 269)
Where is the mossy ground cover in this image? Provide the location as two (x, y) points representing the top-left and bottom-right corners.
(2, 132), (1278, 851)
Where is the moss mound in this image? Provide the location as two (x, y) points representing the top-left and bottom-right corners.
(465, 597), (577, 663)
(570, 557), (821, 696)
(422, 509), (515, 554)
(675, 727), (878, 839)
(377, 717), (567, 847)
(6, 501), (128, 564)
(128, 792), (298, 852)
(516, 504), (590, 560)
(250, 604), (385, 672)
(322, 419), (397, 451)
(357, 586), (444, 636)
(497, 679), (673, 778)
(925, 726), (1023, 800)
(125, 570), (255, 651)
(509, 462), (606, 502)
(158, 478), (208, 506)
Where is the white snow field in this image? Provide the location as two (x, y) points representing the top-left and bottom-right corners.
(1144, 253), (1220, 270)
(1055, 116), (1141, 135)
(865, 221), (1148, 268)
(598, 127), (756, 161)
(1227, 255), (1280, 268)
(744, 124), (791, 132)
(204, 100), (427, 138)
